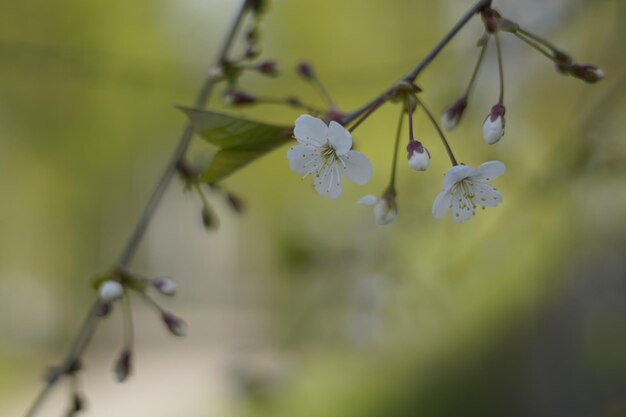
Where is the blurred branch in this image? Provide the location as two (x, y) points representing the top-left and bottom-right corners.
(22, 2), (254, 416)
(341, 0), (492, 125)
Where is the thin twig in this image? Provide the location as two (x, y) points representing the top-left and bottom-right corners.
(341, 0), (492, 125)
(23, 2), (252, 416)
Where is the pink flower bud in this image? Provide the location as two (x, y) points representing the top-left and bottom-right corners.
(406, 141), (430, 171)
(114, 349), (132, 382)
(96, 302), (113, 317)
(223, 89), (257, 106)
(441, 98), (467, 131)
(151, 277), (177, 296)
(162, 312), (187, 337)
(296, 62), (315, 79)
(256, 60), (278, 76)
(483, 104), (506, 145)
(568, 64), (604, 83)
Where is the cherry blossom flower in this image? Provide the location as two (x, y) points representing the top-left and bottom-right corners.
(432, 161), (505, 223)
(358, 194), (397, 225)
(287, 115), (372, 199)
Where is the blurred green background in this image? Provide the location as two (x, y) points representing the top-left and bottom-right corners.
(1, 0), (625, 416)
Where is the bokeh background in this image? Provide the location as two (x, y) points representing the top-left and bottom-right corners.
(1, 0), (625, 416)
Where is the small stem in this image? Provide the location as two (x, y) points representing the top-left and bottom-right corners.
(256, 96), (324, 115)
(389, 105), (406, 189)
(465, 41), (489, 98)
(513, 31), (557, 61)
(193, 183), (211, 211)
(139, 291), (166, 314)
(24, 2), (253, 417)
(341, 0), (492, 125)
(494, 32), (505, 105)
(311, 77), (336, 109)
(24, 298), (101, 417)
(348, 96), (387, 133)
(122, 294), (134, 350)
(116, 0), (250, 268)
(516, 27), (563, 55)
(415, 97), (458, 166)
(406, 95), (415, 140)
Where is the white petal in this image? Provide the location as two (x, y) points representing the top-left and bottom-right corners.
(287, 145), (323, 175)
(328, 121), (352, 156)
(432, 189), (452, 219)
(443, 165), (473, 190)
(358, 195), (379, 205)
(340, 151), (372, 185)
(293, 114), (328, 147)
(408, 150), (430, 171)
(374, 199), (396, 225)
(450, 188), (475, 223)
(314, 162), (343, 199)
(441, 112), (457, 131)
(471, 160), (506, 181)
(482, 115), (504, 144)
(470, 182), (503, 207)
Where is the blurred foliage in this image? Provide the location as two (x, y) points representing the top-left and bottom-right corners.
(1, 0), (625, 416)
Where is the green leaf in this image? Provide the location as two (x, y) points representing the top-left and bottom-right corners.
(181, 108), (291, 184)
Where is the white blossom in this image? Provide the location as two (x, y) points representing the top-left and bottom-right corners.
(358, 194), (397, 225)
(99, 280), (124, 302)
(287, 115), (372, 199)
(432, 161), (505, 223)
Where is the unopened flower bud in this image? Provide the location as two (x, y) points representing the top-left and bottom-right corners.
(286, 96), (302, 107)
(256, 60), (278, 76)
(72, 393), (85, 412)
(568, 64), (604, 83)
(441, 98), (467, 131)
(226, 192), (245, 213)
(223, 88), (257, 106)
(96, 302), (113, 317)
(114, 349), (132, 382)
(161, 312), (187, 337)
(201, 206), (218, 230)
(482, 104), (506, 144)
(244, 44), (261, 59)
(296, 62), (315, 80)
(151, 277), (177, 296)
(325, 108), (344, 122)
(99, 280), (124, 302)
(406, 140), (430, 171)
(358, 194), (397, 225)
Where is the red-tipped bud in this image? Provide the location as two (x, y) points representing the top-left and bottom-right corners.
(161, 312), (187, 337)
(151, 277), (177, 296)
(114, 349), (132, 382)
(256, 60), (278, 76)
(567, 64), (604, 83)
(441, 98), (468, 131)
(406, 141), (430, 171)
(223, 89), (257, 106)
(483, 104), (506, 145)
(296, 62), (315, 79)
